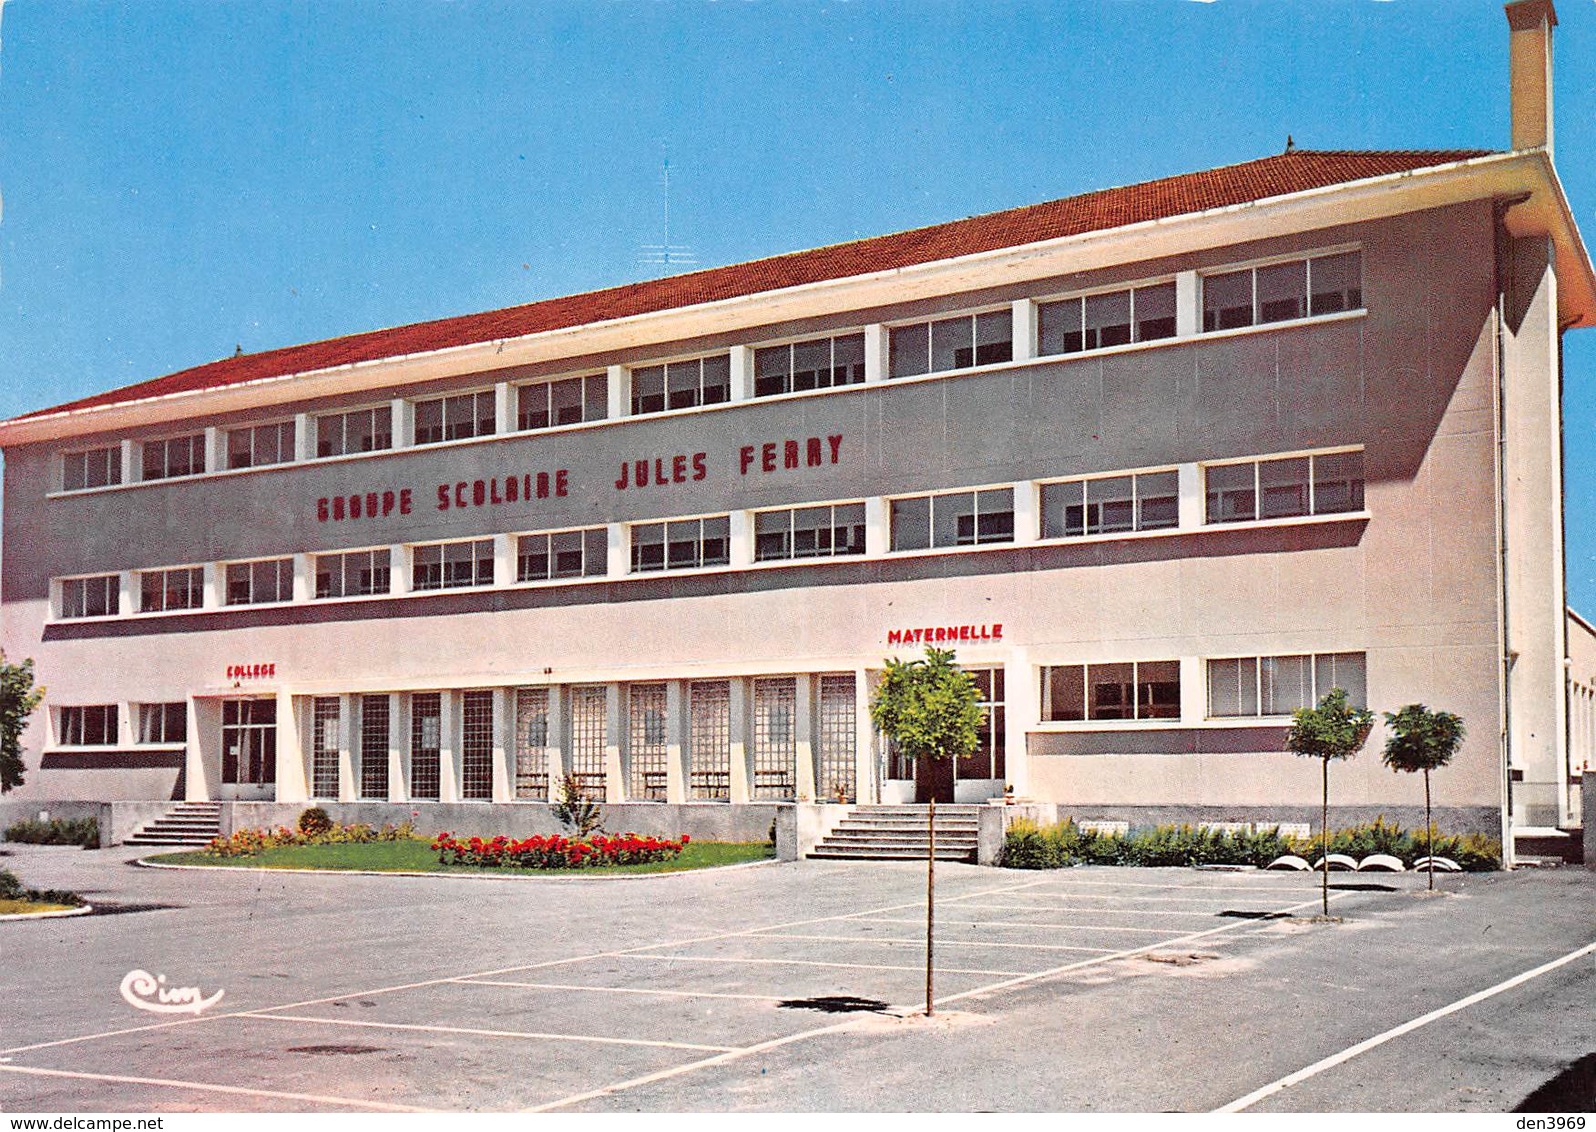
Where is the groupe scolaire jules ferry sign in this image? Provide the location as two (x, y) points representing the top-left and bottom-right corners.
(313, 432), (845, 523)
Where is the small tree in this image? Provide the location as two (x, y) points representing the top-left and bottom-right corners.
(552, 774), (603, 837)
(869, 647), (985, 1016)
(0, 655), (44, 794)
(1382, 704), (1465, 890)
(1286, 687), (1374, 915)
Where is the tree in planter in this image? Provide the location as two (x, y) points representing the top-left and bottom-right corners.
(0, 654), (44, 794)
(1381, 704), (1465, 890)
(552, 774), (604, 837)
(1286, 687), (1374, 916)
(868, 646), (985, 1016)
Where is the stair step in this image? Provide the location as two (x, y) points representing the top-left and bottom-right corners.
(808, 846), (975, 861)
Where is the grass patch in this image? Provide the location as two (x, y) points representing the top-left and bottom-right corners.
(148, 837), (774, 875)
(0, 897), (79, 915)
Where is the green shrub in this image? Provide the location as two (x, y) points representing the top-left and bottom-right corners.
(0, 866), (84, 907)
(1001, 817), (1500, 872)
(206, 819), (417, 858)
(297, 807), (334, 837)
(3, 816), (99, 847)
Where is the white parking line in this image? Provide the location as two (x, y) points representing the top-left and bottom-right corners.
(620, 953), (1031, 977)
(1214, 939), (1596, 1113)
(453, 979), (783, 1003)
(240, 1012), (736, 1053)
(0, 1062), (432, 1112)
(857, 915), (1178, 935)
(756, 932), (1115, 954)
(937, 902), (1242, 917)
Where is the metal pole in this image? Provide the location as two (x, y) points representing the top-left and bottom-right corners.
(1322, 758), (1330, 917)
(925, 794), (935, 1017)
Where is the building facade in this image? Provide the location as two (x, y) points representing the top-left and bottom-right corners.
(2, 2), (1590, 856)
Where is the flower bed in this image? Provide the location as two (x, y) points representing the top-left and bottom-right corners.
(431, 831), (688, 869)
(205, 819), (416, 858)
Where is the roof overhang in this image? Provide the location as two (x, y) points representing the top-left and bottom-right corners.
(3, 148), (1592, 448)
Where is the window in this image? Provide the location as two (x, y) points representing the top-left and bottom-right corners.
(413, 391), (495, 445)
(1205, 451), (1364, 524)
(816, 673), (858, 803)
(630, 355), (731, 414)
(518, 374), (607, 431)
(628, 683), (669, 801)
(409, 692), (441, 800)
(889, 310), (1012, 378)
(515, 687), (551, 800)
(461, 690), (493, 801)
(630, 517), (731, 572)
(316, 406), (393, 458)
(412, 539), (494, 590)
(517, 527), (607, 582)
(754, 334), (867, 397)
(1208, 653), (1367, 718)
(60, 705), (118, 746)
(1038, 282), (1177, 356)
(62, 446), (121, 492)
(222, 699), (276, 786)
(226, 558), (294, 605)
(140, 566), (204, 613)
(752, 677), (797, 800)
(689, 680), (731, 801)
(565, 685), (608, 801)
(1202, 250), (1362, 332)
(754, 503), (866, 562)
(139, 703), (187, 744)
(61, 575), (119, 619)
(1040, 471), (1178, 539)
(227, 421), (296, 469)
(315, 550), (392, 599)
(360, 694), (389, 800)
(311, 696), (340, 799)
(891, 487), (1014, 551)
(1041, 661), (1181, 722)
(959, 668), (1006, 781)
(141, 434), (206, 481)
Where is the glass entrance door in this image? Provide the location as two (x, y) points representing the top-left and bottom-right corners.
(221, 698), (277, 800)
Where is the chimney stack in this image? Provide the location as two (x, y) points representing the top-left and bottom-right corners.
(1505, 0), (1557, 154)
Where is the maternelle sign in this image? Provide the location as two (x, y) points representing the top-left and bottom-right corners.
(886, 624), (1003, 647)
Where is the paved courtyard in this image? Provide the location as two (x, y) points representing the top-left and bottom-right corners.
(0, 844), (1591, 1112)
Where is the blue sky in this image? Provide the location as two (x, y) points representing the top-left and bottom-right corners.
(0, 0), (1593, 607)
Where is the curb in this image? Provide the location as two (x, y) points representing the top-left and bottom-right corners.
(0, 903), (93, 922)
(135, 856), (781, 882)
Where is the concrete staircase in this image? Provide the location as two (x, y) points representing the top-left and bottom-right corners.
(126, 802), (224, 848)
(808, 804), (982, 862)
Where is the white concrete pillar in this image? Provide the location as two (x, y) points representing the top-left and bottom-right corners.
(293, 413), (313, 462)
(1004, 650), (1034, 796)
(185, 698), (214, 803)
(1012, 481), (1039, 545)
(204, 426), (223, 474)
(1179, 657), (1205, 724)
(292, 553), (314, 603)
(491, 688), (512, 803)
(202, 563), (221, 609)
(494, 382), (513, 436)
(117, 439), (136, 485)
(337, 694), (356, 802)
(728, 511), (753, 569)
(387, 693), (407, 803)
(118, 572), (136, 617)
(854, 669), (876, 804)
(607, 364), (630, 418)
(391, 398), (413, 448)
(491, 534), (514, 589)
(1011, 299), (1037, 362)
(864, 324), (889, 383)
(546, 685), (567, 787)
(275, 691), (310, 804)
(118, 701), (136, 747)
(864, 496), (890, 557)
(389, 546), (410, 595)
(1177, 462), (1204, 529)
(604, 683), (625, 803)
(607, 523), (628, 578)
(728, 678), (751, 804)
(438, 690), (460, 803)
(1175, 270), (1200, 337)
(665, 680), (688, 804)
(729, 344), (753, 401)
(794, 673), (817, 801)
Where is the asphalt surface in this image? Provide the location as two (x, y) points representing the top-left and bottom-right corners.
(0, 843), (1590, 1113)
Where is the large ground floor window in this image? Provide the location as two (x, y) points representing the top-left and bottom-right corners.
(222, 699), (276, 787)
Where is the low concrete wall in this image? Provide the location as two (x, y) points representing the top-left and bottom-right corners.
(100, 801), (183, 848)
(793, 803), (852, 857)
(0, 799), (103, 834)
(219, 801), (786, 845)
(1018, 804), (1499, 838)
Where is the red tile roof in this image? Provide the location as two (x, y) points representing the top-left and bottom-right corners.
(18, 148), (1490, 423)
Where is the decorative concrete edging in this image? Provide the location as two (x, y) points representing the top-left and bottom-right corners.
(0, 903), (93, 921)
(135, 857), (781, 881)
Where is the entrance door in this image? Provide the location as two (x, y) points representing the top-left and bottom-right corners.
(221, 698), (277, 800)
(914, 756), (955, 804)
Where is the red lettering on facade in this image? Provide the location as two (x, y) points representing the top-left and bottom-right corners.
(884, 622), (1005, 647)
(807, 437), (823, 467)
(692, 452), (707, 480)
(672, 454), (687, 483)
(555, 469), (569, 497)
(317, 498), (329, 522)
(762, 443), (777, 473)
(828, 434), (843, 463)
(784, 440), (800, 469)
(740, 445), (756, 475)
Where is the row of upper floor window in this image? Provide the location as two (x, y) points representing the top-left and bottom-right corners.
(50, 447), (1365, 621)
(45, 648), (1364, 753)
(52, 248), (1364, 495)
